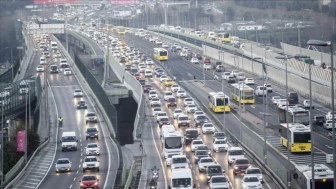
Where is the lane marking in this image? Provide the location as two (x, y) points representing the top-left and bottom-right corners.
(69, 184), (72, 188)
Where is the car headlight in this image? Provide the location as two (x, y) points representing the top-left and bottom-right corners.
(234, 166), (239, 169)
(95, 133), (98, 136)
(259, 176), (263, 179)
(80, 183), (84, 186)
(83, 164), (87, 168)
(258, 184), (262, 187)
(207, 176), (210, 179)
(95, 163), (99, 166)
(94, 182), (98, 186)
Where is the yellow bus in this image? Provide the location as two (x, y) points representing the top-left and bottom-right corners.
(153, 48), (168, 61)
(279, 123), (311, 153)
(208, 92), (230, 113)
(117, 26), (126, 35)
(218, 33), (230, 43)
(229, 83), (255, 104)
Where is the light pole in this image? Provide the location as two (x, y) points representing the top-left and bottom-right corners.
(306, 40), (334, 189)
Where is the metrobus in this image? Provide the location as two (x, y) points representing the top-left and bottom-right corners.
(154, 48), (168, 61)
(217, 32), (230, 43)
(278, 107), (310, 126)
(208, 92), (230, 113)
(229, 83), (255, 104)
(117, 26), (126, 35)
(291, 164), (333, 189)
(161, 130), (183, 159)
(279, 123), (311, 153)
(170, 168), (195, 189)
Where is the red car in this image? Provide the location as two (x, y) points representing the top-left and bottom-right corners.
(134, 73), (141, 80)
(232, 158), (250, 175)
(204, 58), (211, 63)
(79, 175), (99, 189)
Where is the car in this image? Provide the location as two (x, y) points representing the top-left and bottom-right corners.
(79, 175), (100, 189)
(241, 175), (262, 189)
(77, 100), (87, 109)
(145, 70), (153, 77)
(50, 65), (58, 73)
(54, 52), (61, 58)
(125, 64), (131, 71)
(233, 158), (251, 175)
(324, 119), (335, 130)
(36, 65), (44, 72)
(86, 127), (99, 140)
(179, 51), (187, 57)
(190, 57), (199, 64)
(204, 58), (211, 63)
(206, 165), (225, 183)
(191, 139), (204, 152)
(198, 157), (216, 172)
(64, 68), (72, 75)
(228, 147), (245, 165)
(244, 78), (255, 85)
(139, 66), (146, 73)
(209, 175), (230, 189)
(155, 70), (165, 77)
(170, 155), (189, 169)
(185, 104), (197, 113)
(40, 56), (46, 64)
(148, 90), (158, 100)
(194, 115), (209, 127)
(162, 43), (169, 48)
(113, 51), (120, 57)
(171, 84), (180, 92)
(85, 143), (100, 156)
(150, 98), (162, 107)
(183, 128), (199, 144)
(138, 79), (146, 86)
(237, 72), (246, 81)
(156, 112), (168, 122)
(163, 91), (174, 101)
(60, 59), (68, 68)
(313, 115), (326, 126)
(165, 153), (182, 166)
(149, 37), (155, 42)
(245, 167), (263, 183)
(197, 145), (212, 156)
(303, 100), (314, 109)
(73, 89), (83, 97)
(213, 132), (226, 141)
(55, 158), (72, 173)
(176, 90), (187, 98)
(155, 40), (163, 45)
(146, 59), (154, 65)
(202, 123), (215, 134)
(173, 109), (183, 119)
(193, 111), (205, 118)
(193, 150), (209, 164)
(134, 73), (141, 80)
(164, 79), (174, 87)
(86, 112), (98, 124)
(119, 56), (127, 63)
(158, 116), (171, 127)
(271, 96), (281, 105)
(130, 68), (139, 75)
(227, 76), (236, 83)
(203, 63), (212, 70)
(326, 111), (336, 120)
(212, 139), (228, 152)
(132, 58), (140, 64)
(215, 65), (224, 72)
(195, 53), (202, 60)
(177, 114), (190, 127)
(255, 86), (267, 96)
(143, 84), (152, 92)
(167, 97), (177, 107)
(159, 75), (168, 82)
(264, 83), (273, 92)
(184, 98), (195, 106)
(82, 156), (100, 172)
(152, 107), (162, 117)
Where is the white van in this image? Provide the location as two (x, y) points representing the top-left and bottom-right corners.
(60, 132), (78, 151)
(50, 41), (58, 50)
(255, 86), (267, 96)
(208, 32), (216, 39)
(169, 168), (196, 189)
(40, 56), (46, 64)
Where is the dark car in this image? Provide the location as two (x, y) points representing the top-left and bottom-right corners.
(167, 98), (177, 107)
(143, 84), (152, 92)
(197, 145), (211, 156)
(313, 115), (326, 126)
(77, 100), (87, 109)
(50, 65), (58, 73)
(125, 64), (131, 71)
(206, 165), (225, 182)
(185, 53), (193, 61)
(232, 158), (251, 175)
(138, 79), (146, 86)
(158, 117), (171, 128)
(288, 92), (299, 105)
(227, 76), (236, 83)
(194, 115), (209, 127)
(171, 46), (177, 52)
(194, 150), (209, 164)
(184, 129), (199, 145)
(86, 127), (99, 140)
(119, 56), (126, 63)
(195, 53), (202, 60)
(213, 132), (226, 142)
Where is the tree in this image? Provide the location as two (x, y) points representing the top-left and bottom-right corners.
(226, 6), (235, 22)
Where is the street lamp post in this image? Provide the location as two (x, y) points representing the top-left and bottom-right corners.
(306, 40), (334, 189)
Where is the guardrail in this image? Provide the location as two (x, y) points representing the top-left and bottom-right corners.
(66, 29), (97, 56)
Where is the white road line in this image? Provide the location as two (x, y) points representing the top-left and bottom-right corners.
(69, 184), (73, 188)
(73, 177), (76, 181)
(151, 127), (168, 189)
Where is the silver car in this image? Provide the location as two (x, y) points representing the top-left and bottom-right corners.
(55, 158), (72, 173)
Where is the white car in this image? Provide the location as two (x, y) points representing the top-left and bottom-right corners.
(241, 176), (262, 189)
(271, 96), (281, 105)
(144, 69), (153, 77)
(185, 104), (197, 113)
(156, 112), (168, 122)
(198, 157), (216, 172)
(203, 63), (212, 70)
(209, 175), (230, 189)
(212, 139), (228, 152)
(255, 86), (267, 96)
(191, 139), (204, 152)
(54, 52), (61, 58)
(237, 72), (246, 81)
(176, 90), (187, 98)
(171, 109), (182, 119)
(228, 147), (245, 165)
(146, 59), (154, 65)
(179, 51), (187, 57)
(155, 40), (163, 45)
(152, 107), (162, 117)
(64, 68), (72, 75)
(245, 167), (263, 183)
(139, 66), (146, 73)
(162, 43), (169, 48)
(170, 155), (189, 169)
(177, 115), (190, 127)
(163, 91), (174, 101)
(184, 98), (195, 106)
(171, 84), (180, 92)
(303, 100), (314, 109)
(193, 111), (205, 117)
(244, 78), (255, 85)
(36, 65), (44, 72)
(85, 143), (100, 155)
(113, 51), (120, 57)
(40, 56), (46, 64)
(73, 89), (83, 97)
(326, 112), (336, 120)
(323, 119), (335, 129)
(190, 57), (199, 64)
(150, 98), (162, 107)
(222, 72), (231, 80)
(159, 75), (168, 82)
(202, 123), (215, 134)
(82, 156), (99, 172)
(264, 84), (273, 92)
(149, 37), (155, 42)
(132, 58), (140, 64)
(148, 90), (158, 100)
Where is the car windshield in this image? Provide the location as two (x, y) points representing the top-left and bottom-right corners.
(204, 124), (213, 127)
(84, 157), (97, 162)
(165, 137), (182, 149)
(82, 176), (96, 181)
(247, 169), (261, 174)
(215, 133), (225, 137)
(87, 144), (98, 148)
(186, 130), (198, 137)
(229, 150), (244, 155)
(87, 113), (95, 116)
(62, 136), (76, 142)
(193, 141), (203, 145)
(215, 140), (226, 144)
(244, 177), (259, 182)
(201, 158), (213, 163)
(145, 85), (151, 88)
(172, 158), (187, 164)
(87, 128), (97, 132)
(208, 166), (221, 173)
(175, 110), (182, 113)
(196, 150), (207, 155)
(179, 117), (188, 120)
(185, 99), (192, 102)
(197, 146), (209, 150)
(57, 159), (69, 164)
(75, 90), (81, 92)
(149, 91), (156, 94)
(160, 118), (169, 121)
(78, 101), (85, 104)
(188, 105), (196, 108)
(158, 113), (167, 116)
(236, 159), (249, 164)
(197, 116), (206, 120)
(212, 176), (227, 183)
(152, 98), (159, 102)
(154, 108), (161, 112)
(178, 91), (185, 93)
(172, 178), (191, 187)
(165, 92), (173, 95)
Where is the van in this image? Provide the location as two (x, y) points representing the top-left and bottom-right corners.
(288, 92), (299, 105)
(255, 86), (267, 96)
(60, 132), (78, 151)
(161, 125), (175, 137)
(40, 56), (46, 64)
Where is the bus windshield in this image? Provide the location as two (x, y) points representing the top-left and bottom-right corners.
(293, 112), (309, 124)
(165, 137), (182, 149)
(243, 91), (254, 99)
(172, 178), (191, 187)
(216, 98), (229, 105)
(294, 132), (311, 143)
(159, 51), (167, 56)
